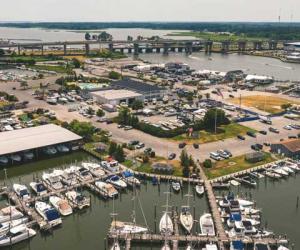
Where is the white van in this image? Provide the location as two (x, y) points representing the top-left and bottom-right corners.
(210, 152), (222, 161)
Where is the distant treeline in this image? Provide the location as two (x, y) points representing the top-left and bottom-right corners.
(1, 22), (300, 40)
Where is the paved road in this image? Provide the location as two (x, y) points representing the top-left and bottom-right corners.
(2, 80), (299, 162)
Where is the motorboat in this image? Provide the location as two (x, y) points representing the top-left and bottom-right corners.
(106, 175), (127, 189)
(121, 171), (141, 187)
(0, 217), (29, 235)
(110, 241), (121, 250)
(110, 221), (148, 234)
(264, 171), (281, 179)
(205, 243), (218, 250)
(82, 162), (105, 178)
(171, 182), (181, 192)
(229, 180), (240, 186)
(180, 206), (193, 233)
(0, 156), (8, 165)
(152, 176), (159, 185)
(249, 172), (264, 179)
(77, 167), (93, 181)
(240, 176), (257, 187)
(254, 243), (271, 250)
(23, 151), (34, 161)
(0, 224), (36, 247)
(95, 181), (118, 198)
(199, 213), (215, 236)
(252, 229), (273, 238)
(49, 196), (73, 216)
(236, 198), (253, 207)
(270, 166), (289, 177)
(29, 182), (47, 196)
(277, 246), (289, 250)
(42, 173), (63, 190)
(159, 212), (173, 235)
(281, 166), (294, 174)
(10, 154), (21, 162)
(13, 184), (30, 200)
(55, 170), (78, 186)
(35, 201), (62, 227)
(195, 184), (204, 195)
(43, 146), (57, 155)
(65, 191), (90, 209)
(56, 144), (70, 153)
(161, 242), (171, 250)
(186, 245), (193, 250)
(0, 207), (23, 223)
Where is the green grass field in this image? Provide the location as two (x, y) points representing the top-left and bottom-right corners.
(204, 152), (275, 179)
(172, 123), (256, 144)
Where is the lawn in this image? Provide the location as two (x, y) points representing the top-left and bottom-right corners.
(229, 95), (299, 114)
(172, 123), (255, 144)
(204, 152), (276, 179)
(29, 65), (70, 73)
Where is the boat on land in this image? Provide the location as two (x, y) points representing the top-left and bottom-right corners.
(199, 213), (215, 236)
(65, 191), (90, 209)
(171, 181), (181, 192)
(0, 224), (36, 247)
(82, 162), (105, 178)
(0, 207), (23, 223)
(49, 196), (73, 216)
(195, 184), (204, 195)
(13, 184), (31, 200)
(29, 182), (47, 196)
(35, 201), (62, 227)
(95, 181), (118, 198)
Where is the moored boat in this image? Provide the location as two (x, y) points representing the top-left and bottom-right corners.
(110, 242), (121, 250)
(0, 225), (36, 247)
(65, 191), (90, 209)
(0, 217), (29, 235)
(29, 182), (47, 196)
(159, 212), (173, 235)
(13, 184), (30, 200)
(82, 162), (105, 178)
(199, 213), (215, 236)
(121, 171), (141, 187)
(0, 206), (23, 223)
(49, 196), (73, 216)
(171, 181), (181, 192)
(42, 173), (63, 190)
(0, 156), (8, 165)
(180, 206), (193, 233)
(95, 181), (118, 198)
(110, 221), (148, 234)
(35, 201), (62, 227)
(195, 184), (204, 195)
(106, 175), (127, 189)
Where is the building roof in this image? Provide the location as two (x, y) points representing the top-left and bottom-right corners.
(274, 139), (300, 153)
(0, 124), (82, 155)
(91, 89), (142, 100)
(111, 78), (165, 93)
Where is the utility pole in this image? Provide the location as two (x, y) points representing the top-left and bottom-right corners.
(214, 109), (217, 134)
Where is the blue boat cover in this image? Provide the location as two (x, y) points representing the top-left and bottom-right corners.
(110, 175), (120, 181)
(232, 240), (244, 250)
(45, 208), (60, 221)
(230, 212), (241, 221)
(36, 183), (46, 192)
(123, 171), (133, 178)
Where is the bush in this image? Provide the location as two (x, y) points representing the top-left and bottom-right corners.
(203, 159), (213, 169)
(108, 71), (121, 80)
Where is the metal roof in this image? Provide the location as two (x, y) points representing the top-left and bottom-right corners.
(0, 124), (82, 155)
(274, 139), (300, 153)
(111, 78), (165, 93)
(91, 89), (142, 100)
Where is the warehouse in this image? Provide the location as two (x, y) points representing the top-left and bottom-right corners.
(91, 89), (143, 105)
(271, 139), (300, 158)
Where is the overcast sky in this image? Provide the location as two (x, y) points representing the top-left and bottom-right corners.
(1, 0), (300, 22)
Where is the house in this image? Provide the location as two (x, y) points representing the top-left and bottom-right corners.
(271, 139), (300, 158)
(151, 163), (174, 174)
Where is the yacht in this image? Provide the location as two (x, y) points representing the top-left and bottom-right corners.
(82, 162), (105, 178)
(10, 154), (22, 162)
(270, 166), (289, 177)
(121, 171), (141, 187)
(77, 167), (93, 181)
(95, 181), (118, 198)
(236, 198), (253, 207)
(195, 184), (205, 195)
(35, 201), (62, 227)
(42, 173), (63, 190)
(0, 217), (29, 235)
(0, 225), (36, 247)
(277, 246), (289, 250)
(199, 213), (215, 236)
(0, 207), (23, 223)
(13, 184), (31, 200)
(23, 151), (34, 161)
(65, 191), (90, 209)
(254, 243), (271, 250)
(55, 170), (78, 186)
(0, 156), (8, 165)
(110, 221), (148, 234)
(281, 165), (294, 174)
(180, 206), (193, 233)
(56, 144), (70, 153)
(171, 181), (181, 192)
(30, 182), (47, 196)
(106, 175), (127, 189)
(49, 196), (73, 216)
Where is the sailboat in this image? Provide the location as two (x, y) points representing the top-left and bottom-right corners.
(110, 242), (121, 250)
(180, 178), (193, 233)
(159, 190), (174, 235)
(110, 196), (121, 250)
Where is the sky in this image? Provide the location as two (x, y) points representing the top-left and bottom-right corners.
(1, 0), (300, 22)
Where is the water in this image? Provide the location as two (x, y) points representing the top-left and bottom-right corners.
(139, 52), (300, 81)
(0, 151), (209, 250)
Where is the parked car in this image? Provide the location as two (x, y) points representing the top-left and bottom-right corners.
(247, 131), (256, 138)
(193, 143), (199, 149)
(288, 135), (297, 139)
(168, 153), (176, 160)
(283, 125), (292, 130)
(237, 135), (246, 140)
(251, 144), (260, 151)
(179, 142), (187, 149)
(135, 143), (145, 149)
(124, 126), (133, 130)
(223, 149), (232, 157)
(217, 150), (230, 159)
(259, 130), (267, 135)
(290, 124), (300, 129)
(117, 124), (124, 128)
(269, 127), (279, 133)
(144, 148), (152, 154)
(229, 94), (235, 98)
(128, 140), (139, 146)
(210, 152), (222, 161)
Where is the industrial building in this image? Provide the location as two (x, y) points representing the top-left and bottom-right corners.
(271, 139), (300, 158)
(91, 89), (143, 105)
(0, 124), (82, 163)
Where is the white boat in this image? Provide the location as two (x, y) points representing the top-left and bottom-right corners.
(171, 182), (181, 192)
(77, 167), (93, 181)
(54, 170), (78, 186)
(254, 243), (271, 250)
(121, 171), (141, 187)
(65, 191), (90, 209)
(270, 167), (289, 177)
(13, 184), (30, 200)
(43, 146), (57, 155)
(110, 221), (148, 234)
(281, 166), (294, 174)
(49, 196), (73, 216)
(277, 246), (289, 250)
(199, 213), (215, 236)
(180, 206), (193, 233)
(0, 217), (29, 235)
(159, 212), (173, 235)
(230, 180), (240, 186)
(0, 225), (36, 247)
(285, 163), (299, 172)
(82, 162), (105, 177)
(205, 243), (218, 250)
(110, 241), (121, 250)
(56, 144), (70, 153)
(107, 175), (127, 189)
(42, 173), (63, 190)
(23, 151), (34, 160)
(0, 156), (8, 165)
(29, 182), (47, 196)
(95, 181), (118, 198)
(265, 171), (281, 179)
(35, 201), (62, 227)
(195, 184), (205, 195)
(236, 198), (253, 207)
(161, 242), (171, 250)
(10, 154), (21, 162)
(186, 245), (193, 250)
(0, 207), (23, 223)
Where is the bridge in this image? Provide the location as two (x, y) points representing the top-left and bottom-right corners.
(0, 39), (285, 56)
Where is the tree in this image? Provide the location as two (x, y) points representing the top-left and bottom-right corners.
(127, 36), (133, 42)
(98, 32), (113, 41)
(114, 145), (125, 162)
(72, 58), (81, 68)
(203, 108), (229, 130)
(130, 99), (144, 110)
(85, 32), (91, 40)
(108, 71), (121, 80)
(96, 109), (105, 117)
(68, 120), (95, 141)
(203, 159), (213, 168)
(20, 81), (28, 90)
(108, 141), (118, 156)
(86, 107), (95, 115)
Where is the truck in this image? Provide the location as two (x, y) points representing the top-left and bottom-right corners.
(259, 115), (272, 125)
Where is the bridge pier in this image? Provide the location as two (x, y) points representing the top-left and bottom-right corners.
(134, 43), (139, 56)
(253, 41), (263, 50)
(238, 41), (246, 51)
(163, 43), (170, 55)
(185, 42), (193, 54)
(156, 47), (160, 53)
(221, 41), (230, 53)
(127, 48), (132, 54)
(85, 43), (90, 55)
(178, 47), (183, 53)
(145, 47), (152, 53)
(205, 40), (213, 54)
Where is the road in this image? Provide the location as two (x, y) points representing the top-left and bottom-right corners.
(1, 80), (299, 162)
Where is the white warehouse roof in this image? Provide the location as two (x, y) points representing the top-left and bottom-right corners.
(0, 124), (82, 155)
(91, 89), (142, 101)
